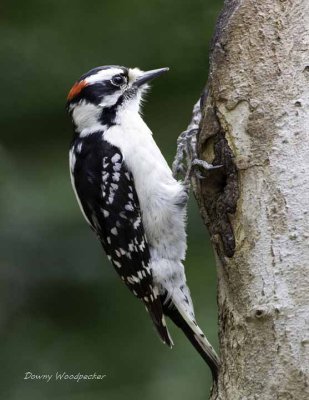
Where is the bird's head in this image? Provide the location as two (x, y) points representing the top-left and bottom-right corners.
(66, 65), (169, 135)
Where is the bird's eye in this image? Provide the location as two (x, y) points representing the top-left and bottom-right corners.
(111, 75), (126, 86)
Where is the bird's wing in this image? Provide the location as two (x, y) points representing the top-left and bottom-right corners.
(71, 139), (172, 347)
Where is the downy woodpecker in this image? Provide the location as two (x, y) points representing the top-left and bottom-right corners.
(66, 65), (219, 379)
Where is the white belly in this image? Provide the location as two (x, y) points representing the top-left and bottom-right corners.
(104, 110), (187, 261)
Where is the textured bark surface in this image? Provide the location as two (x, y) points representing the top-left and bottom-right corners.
(194, 1), (309, 398)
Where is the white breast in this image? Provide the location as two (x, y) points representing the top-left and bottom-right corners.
(103, 110), (187, 261)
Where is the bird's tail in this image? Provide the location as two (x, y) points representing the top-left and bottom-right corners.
(164, 300), (220, 380)
(144, 297), (174, 348)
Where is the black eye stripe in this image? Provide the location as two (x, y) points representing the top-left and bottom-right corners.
(67, 68), (129, 106)
(68, 82), (119, 105)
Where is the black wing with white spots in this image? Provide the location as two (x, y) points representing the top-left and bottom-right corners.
(70, 132), (172, 346)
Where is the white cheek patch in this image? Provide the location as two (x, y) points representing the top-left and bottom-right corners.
(85, 68), (124, 84)
(72, 102), (103, 132)
(99, 92), (121, 108)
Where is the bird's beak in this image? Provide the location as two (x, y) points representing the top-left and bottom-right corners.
(133, 67), (169, 87)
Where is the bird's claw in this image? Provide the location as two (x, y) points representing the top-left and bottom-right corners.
(192, 159), (223, 171)
(185, 159), (223, 184)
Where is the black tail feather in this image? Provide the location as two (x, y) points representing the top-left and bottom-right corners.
(145, 298), (173, 348)
(163, 303), (219, 380)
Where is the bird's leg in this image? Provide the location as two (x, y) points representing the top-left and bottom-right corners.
(172, 99), (221, 190)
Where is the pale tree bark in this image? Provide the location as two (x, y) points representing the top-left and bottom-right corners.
(193, 1), (309, 398)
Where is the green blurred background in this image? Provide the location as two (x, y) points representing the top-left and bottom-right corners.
(0, 1), (222, 399)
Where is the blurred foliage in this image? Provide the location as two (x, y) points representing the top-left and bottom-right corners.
(0, 0), (223, 399)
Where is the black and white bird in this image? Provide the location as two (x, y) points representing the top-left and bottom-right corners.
(66, 65), (219, 379)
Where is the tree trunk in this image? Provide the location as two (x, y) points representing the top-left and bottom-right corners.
(194, 1), (309, 398)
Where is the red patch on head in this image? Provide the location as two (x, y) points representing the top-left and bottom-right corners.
(67, 80), (88, 101)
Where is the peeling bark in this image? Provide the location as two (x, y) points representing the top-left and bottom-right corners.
(195, 1), (309, 398)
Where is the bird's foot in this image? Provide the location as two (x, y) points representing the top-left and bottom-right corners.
(172, 99), (221, 189)
(191, 159), (223, 178)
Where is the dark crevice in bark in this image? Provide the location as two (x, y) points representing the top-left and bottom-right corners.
(193, 103), (239, 260)
(199, 130), (238, 258)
